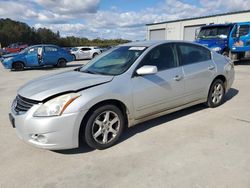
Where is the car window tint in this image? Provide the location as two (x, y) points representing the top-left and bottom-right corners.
(28, 47), (39, 54)
(140, 44), (177, 71)
(177, 43), (211, 65)
(239, 25), (250, 36)
(45, 47), (58, 52)
(81, 48), (91, 51)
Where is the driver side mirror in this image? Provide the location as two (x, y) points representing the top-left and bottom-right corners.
(136, 65), (158, 76)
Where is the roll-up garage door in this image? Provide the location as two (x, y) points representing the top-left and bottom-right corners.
(149, 29), (166, 40)
(184, 25), (205, 41)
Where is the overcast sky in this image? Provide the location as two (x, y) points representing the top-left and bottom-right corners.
(0, 0), (249, 40)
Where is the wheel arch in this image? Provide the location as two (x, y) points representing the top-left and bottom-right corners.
(58, 57), (67, 63)
(78, 99), (129, 146)
(208, 75), (227, 98)
(11, 61), (25, 69)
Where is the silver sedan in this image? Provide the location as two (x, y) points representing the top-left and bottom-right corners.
(9, 41), (235, 150)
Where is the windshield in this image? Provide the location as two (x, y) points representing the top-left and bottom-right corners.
(80, 46), (146, 75)
(198, 26), (231, 39)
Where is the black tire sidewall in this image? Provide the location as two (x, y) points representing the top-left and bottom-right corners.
(92, 53), (98, 59)
(84, 105), (125, 150)
(207, 79), (225, 108)
(57, 59), (66, 67)
(12, 62), (24, 71)
(73, 54), (76, 61)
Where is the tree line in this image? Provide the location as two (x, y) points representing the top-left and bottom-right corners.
(0, 18), (130, 47)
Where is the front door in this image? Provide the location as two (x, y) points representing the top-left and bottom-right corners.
(131, 43), (185, 119)
(79, 47), (91, 59)
(25, 46), (41, 67)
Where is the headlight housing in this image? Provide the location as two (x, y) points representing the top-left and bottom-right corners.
(4, 57), (13, 61)
(33, 93), (81, 117)
(211, 47), (222, 52)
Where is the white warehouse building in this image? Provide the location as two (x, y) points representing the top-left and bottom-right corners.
(146, 10), (250, 41)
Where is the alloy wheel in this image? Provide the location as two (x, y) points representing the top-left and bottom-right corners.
(92, 111), (120, 144)
(211, 83), (224, 105)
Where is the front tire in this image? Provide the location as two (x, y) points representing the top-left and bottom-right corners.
(84, 105), (125, 150)
(12, 62), (24, 71)
(207, 79), (225, 108)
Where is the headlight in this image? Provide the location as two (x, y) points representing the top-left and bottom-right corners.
(33, 93), (81, 117)
(211, 47), (221, 52)
(4, 57), (13, 61)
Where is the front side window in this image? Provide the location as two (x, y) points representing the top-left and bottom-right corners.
(80, 46), (146, 75)
(139, 44), (177, 71)
(28, 47), (39, 54)
(239, 25), (250, 36)
(232, 25), (250, 37)
(177, 43), (211, 65)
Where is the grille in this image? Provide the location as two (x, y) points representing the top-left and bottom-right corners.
(14, 95), (39, 113)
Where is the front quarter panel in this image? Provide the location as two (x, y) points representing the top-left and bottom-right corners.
(63, 74), (134, 124)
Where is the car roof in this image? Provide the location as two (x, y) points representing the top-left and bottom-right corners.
(29, 44), (59, 48)
(201, 24), (234, 28)
(76, 46), (94, 48)
(120, 40), (206, 48)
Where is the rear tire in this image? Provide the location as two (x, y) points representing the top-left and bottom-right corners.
(72, 54), (76, 61)
(57, 59), (67, 68)
(207, 79), (225, 108)
(83, 105), (125, 150)
(12, 62), (24, 71)
(92, 53), (98, 59)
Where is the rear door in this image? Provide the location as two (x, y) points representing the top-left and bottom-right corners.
(131, 43), (185, 119)
(176, 43), (215, 103)
(43, 46), (59, 65)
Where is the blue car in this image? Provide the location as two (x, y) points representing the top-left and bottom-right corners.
(1, 44), (74, 71)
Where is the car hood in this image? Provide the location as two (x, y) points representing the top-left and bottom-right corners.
(2, 53), (19, 58)
(18, 71), (114, 101)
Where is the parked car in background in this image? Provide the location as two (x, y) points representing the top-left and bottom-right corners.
(70, 46), (101, 60)
(4, 43), (28, 54)
(0, 48), (7, 57)
(9, 41), (234, 150)
(1, 44), (73, 71)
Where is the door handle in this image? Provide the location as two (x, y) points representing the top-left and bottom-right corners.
(208, 65), (215, 70)
(174, 75), (183, 81)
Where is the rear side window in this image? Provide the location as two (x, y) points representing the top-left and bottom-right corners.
(45, 46), (58, 52)
(177, 43), (211, 65)
(139, 44), (177, 71)
(81, 48), (91, 51)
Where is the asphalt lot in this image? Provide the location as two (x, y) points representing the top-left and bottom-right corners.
(0, 60), (250, 188)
